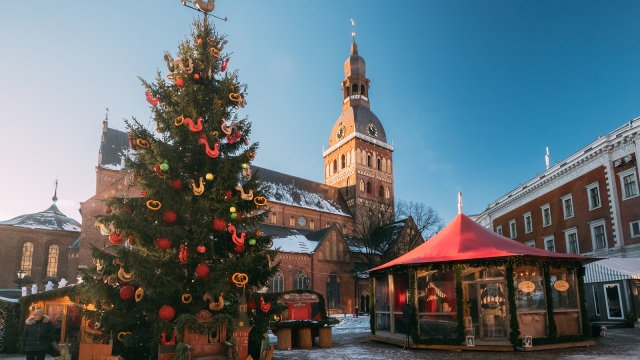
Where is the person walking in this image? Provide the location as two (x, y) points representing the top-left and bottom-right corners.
(21, 309), (55, 360)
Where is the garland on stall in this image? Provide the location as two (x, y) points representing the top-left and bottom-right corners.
(0, 299), (20, 354)
(505, 264), (520, 345)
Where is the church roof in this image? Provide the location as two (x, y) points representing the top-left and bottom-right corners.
(261, 224), (322, 254)
(98, 122), (129, 170)
(254, 166), (352, 217)
(329, 106), (388, 147)
(0, 203), (81, 232)
(344, 42), (366, 78)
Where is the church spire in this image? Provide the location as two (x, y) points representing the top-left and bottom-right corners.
(52, 179), (58, 204)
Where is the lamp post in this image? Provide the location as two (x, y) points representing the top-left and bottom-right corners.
(17, 269), (26, 289)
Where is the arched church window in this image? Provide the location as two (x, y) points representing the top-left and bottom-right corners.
(289, 216), (295, 226)
(377, 158), (381, 171)
(310, 219), (315, 230)
(366, 182), (372, 194)
(346, 152), (350, 166)
(361, 84), (366, 97)
(387, 159), (392, 173)
(341, 154), (346, 169)
(367, 155), (372, 167)
(20, 242), (34, 276)
(333, 159), (337, 173)
(326, 275), (341, 309)
(385, 187), (390, 199)
(382, 158), (387, 172)
(46, 244), (59, 277)
(352, 84), (359, 94)
(379, 186), (384, 197)
(359, 180), (365, 192)
(271, 213), (277, 224)
(294, 270), (308, 290)
(269, 272), (284, 293)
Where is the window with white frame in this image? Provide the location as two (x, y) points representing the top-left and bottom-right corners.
(543, 235), (555, 252)
(541, 204), (552, 227)
(561, 194), (574, 219)
(586, 182), (601, 210)
(631, 221), (640, 238)
(509, 220), (517, 239)
(495, 225), (502, 236)
(590, 219), (607, 250)
(619, 168), (639, 200)
(564, 228), (579, 254)
(525, 240), (535, 247)
(604, 284), (624, 319)
(523, 212), (533, 234)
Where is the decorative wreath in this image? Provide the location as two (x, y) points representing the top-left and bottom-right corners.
(253, 196), (267, 206)
(232, 273), (249, 288)
(146, 200), (162, 211)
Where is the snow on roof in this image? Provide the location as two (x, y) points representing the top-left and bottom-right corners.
(0, 203), (81, 232)
(261, 224), (321, 254)
(254, 167), (352, 217)
(98, 124), (129, 170)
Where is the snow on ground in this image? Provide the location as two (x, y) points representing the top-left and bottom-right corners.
(268, 315), (370, 344)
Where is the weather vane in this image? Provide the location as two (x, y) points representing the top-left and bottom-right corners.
(351, 18), (356, 43)
(180, 0), (227, 21)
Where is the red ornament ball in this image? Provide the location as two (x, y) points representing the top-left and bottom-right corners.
(212, 218), (227, 232)
(141, 191), (148, 197)
(159, 305), (176, 321)
(176, 78), (185, 88)
(170, 179), (183, 190)
(234, 131), (242, 139)
(163, 210), (177, 223)
(224, 189), (233, 200)
(119, 285), (135, 301)
(193, 73), (200, 80)
(247, 299), (257, 311)
(196, 245), (206, 253)
(156, 237), (172, 250)
(109, 232), (125, 245)
(233, 244), (245, 254)
(105, 207), (112, 214)
(195, 264), (210, 279)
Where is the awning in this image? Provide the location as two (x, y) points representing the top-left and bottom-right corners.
(584, 258), (640, 283)
(369, 214), (598, 272)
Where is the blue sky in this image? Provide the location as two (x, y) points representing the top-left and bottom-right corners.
(1, 1), (639, 224)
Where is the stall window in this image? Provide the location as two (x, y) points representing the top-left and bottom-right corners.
(549, 268), (581, 336)
(416, 269), (457, 338)
(44, 304), (81, 345)
(375, 276), (391, 331)
(463, 266), (505, 281)
(393, 272), (410, 334)
(514, 266), (547, 338)
(604, 284), (624, 319)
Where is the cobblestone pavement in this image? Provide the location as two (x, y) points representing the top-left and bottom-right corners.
(273, 327), (640, 360)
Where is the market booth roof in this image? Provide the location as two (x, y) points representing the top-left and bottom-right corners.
(369, 214), (598, 272)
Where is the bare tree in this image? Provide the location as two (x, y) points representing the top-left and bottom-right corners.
(395, 199), (444, 249)
(347, 201), (395, 270)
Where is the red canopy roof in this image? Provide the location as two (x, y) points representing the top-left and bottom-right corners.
(369, 214), (597, 272)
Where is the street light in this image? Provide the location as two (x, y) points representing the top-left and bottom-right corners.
(17, 269), (26, 289)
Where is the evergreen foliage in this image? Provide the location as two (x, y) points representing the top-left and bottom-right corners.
(75, 17), (278, 360)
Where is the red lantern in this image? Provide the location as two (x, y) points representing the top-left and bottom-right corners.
(105, 207), (112, 214)
(176, 78), (185, 88)
(159, 305), (176, 321)
(156, 238), (172, 250)
(109, 232), (125, 245)
(233, 244), (245, 254)
(212, 218), (227, 232)
(119, 285), (135, 301)
(163, 210), (177, 223)
(224, 189), (233, 200)
(170, 179), (183, 190)
(195, 264), (210, 279)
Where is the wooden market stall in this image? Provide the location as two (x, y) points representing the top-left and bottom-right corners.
(368, 198), (598, 351)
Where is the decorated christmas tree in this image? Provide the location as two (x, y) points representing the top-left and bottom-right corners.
(78, 13), (279, 360)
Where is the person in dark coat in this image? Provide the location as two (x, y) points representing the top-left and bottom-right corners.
(21, 308), (55, 360)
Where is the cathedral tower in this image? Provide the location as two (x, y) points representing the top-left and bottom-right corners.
(323, 41), (394, 220)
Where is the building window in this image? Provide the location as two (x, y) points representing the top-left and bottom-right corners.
(508, 220), (517, 239)
(385, 187), (390, 199)
(564, 228), (579, 254)
(604, 284), (624, 319)
(270, 272), (284, 293)
(544, 235), (555, 252)
(20, 242), (34, 276)
(631, 221), (640, 238)
(523, 213), (533, 233)
(310, 219), (315, 230)
(332, 159), (337, 173)
(326, 275), (341, 309)
(46, 244), (59, 277)
(271, 213), (277, 224)
(366, 182), (372, 194)
(592, 285), (601, 316)
(619, 168), (639, 200)
(525, 240), (535, 247)
(586, 182), (601, 210)
(359, 179), (365, 192)
(341, 154), (346, 169)
(377, 158), (381, 171)
(378, 186), (384, 197)
(561, 194), (574, 219)
(590, 219), (607, 250)
(326, 222), (330, 228)
(289, 216), (295, 226)
(367, 154), (372, 167)
(495, 225), (502, 235)
(294, 270), (307, 290)
(541, 204), (551, 227)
